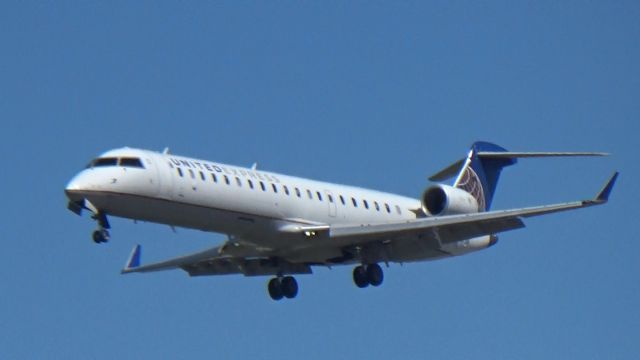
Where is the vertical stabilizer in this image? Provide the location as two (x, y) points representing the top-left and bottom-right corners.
(428, 142), (608, 213)
(453, 142), (516, 211)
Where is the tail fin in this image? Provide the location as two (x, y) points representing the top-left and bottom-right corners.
(453, 142), (515, 211)
(430, 141), (608, 212)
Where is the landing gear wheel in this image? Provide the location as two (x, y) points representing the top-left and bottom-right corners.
(353, 265), (369, 288)
(281, 276), (298, 299)
(367, 263), (384, 287)
(92, 229), (110, 244)
(268, 278), (283, 301)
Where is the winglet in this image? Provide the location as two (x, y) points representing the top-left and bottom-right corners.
(122, 244), (141, 274)
(595, 172), (619, 203)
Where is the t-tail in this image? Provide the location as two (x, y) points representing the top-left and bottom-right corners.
(426, 141), (608, 214)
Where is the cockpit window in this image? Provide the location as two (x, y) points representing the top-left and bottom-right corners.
(87, 157), (145, 169)
(120, 157), (144, 168)
(89, 157), (118, 167)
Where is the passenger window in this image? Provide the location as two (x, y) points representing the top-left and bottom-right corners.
(120, 157), (144, 168)
(211, 173), (218, 183)
(385, 203), (391, 213)
(340, 195), (345, 205)
(200, 171), (205, 181)
(177, 168), (184, 177)
(189, 169), (195, 179)
(307, 190), (313, 199)
(328, 194), (334, 203)
(236, 177), (242, 187)
(295, 188), (301, 198)
(248, 179), (254, 189)
(283, 185), (290, 195)
(374, 201), (380, 211)
(260, 181), (266, 191)
(316, 191), (323, 201)
(224, 175), (230, 185)
(272, 184), (278, 193)
(395, 205), (402, 215)
(363, 200), (369, 209)
(352, 197), (358, 207)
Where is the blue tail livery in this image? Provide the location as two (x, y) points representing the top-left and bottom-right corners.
(430, 141), (608, 211)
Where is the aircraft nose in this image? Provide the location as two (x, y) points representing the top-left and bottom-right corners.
(65, 172), (92, 200)
(65, 179), (81, 192)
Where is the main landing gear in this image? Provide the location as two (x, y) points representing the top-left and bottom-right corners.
(353, 263), (384, 288)
(266, 264), (384, 300)
(267, 276), (299, 301)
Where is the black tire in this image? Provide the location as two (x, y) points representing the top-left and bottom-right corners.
(268, 278), (283, 301)
(281, 276), (298, 299)
(367, 263), (384, 287)
(92, 230), (104, 243)
(353, 266), (369, 288)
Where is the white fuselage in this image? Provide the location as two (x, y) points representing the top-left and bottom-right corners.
(66, 147), (493, 263)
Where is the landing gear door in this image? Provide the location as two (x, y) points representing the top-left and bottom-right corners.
(325, 190), (337, 218)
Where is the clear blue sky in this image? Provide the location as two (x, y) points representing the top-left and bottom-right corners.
(1, 1), (638, 358)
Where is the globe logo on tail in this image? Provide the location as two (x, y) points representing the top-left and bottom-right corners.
(456, 166), (486, 212)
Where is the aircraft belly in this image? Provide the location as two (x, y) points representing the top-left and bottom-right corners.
(82, 191), (277, 239)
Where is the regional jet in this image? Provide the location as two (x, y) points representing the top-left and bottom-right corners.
(65, 141), (617, 300)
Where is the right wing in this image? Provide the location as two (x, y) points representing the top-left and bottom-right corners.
(121, 242), (312, 277)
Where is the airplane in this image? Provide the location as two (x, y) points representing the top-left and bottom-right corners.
(65, 141), (617, 301)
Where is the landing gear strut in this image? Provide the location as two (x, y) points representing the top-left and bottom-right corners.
(353, 263), (384, 288)
(267, 276), (299, 301)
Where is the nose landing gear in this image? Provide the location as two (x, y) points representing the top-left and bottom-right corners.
(92, 229), (110, 243)
(91, 212), (111, 244)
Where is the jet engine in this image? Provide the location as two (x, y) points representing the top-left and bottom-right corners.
(421, 184), (480, 216)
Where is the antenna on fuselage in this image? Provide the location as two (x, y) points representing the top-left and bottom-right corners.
(162, 147), (170, 155)
(251, 163), (258, 170)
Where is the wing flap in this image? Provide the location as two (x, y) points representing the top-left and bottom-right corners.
(433, 217), (526, 243)
(183, 258), (311, 277)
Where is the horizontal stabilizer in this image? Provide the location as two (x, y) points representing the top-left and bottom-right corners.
(429, 150), (609, 181)
(477, 151), (609, 158)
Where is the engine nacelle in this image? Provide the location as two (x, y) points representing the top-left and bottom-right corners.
(421, 184), (480, 216)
